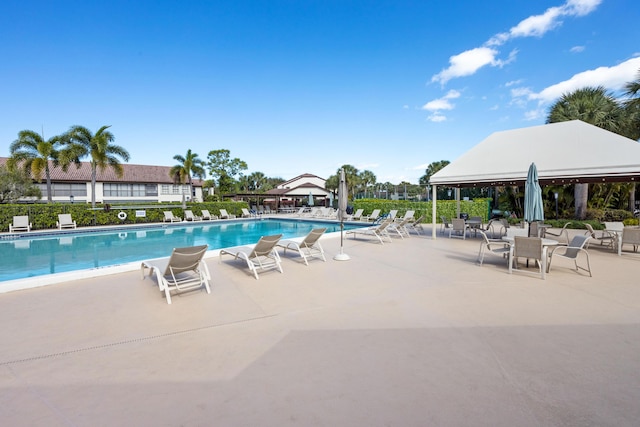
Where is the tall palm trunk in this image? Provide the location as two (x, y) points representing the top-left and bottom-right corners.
(630, 183), (637, 212)
(574, 183), (589, 219)
(45, 164), (53, 203)
(91, 166), (97, 208)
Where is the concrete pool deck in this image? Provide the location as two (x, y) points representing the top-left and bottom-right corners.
(1, 224), (639, 426)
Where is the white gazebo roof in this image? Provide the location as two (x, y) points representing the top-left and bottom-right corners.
(430, 120), (640, 187)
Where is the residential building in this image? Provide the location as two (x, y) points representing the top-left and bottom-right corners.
(0, 157), (204, 204)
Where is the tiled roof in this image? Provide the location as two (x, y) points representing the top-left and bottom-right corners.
(0, 157), (203, 186)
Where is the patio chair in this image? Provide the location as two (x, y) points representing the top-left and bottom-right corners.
(477, 230), (511, 266)
(544, 222), (572, 245)
(362, 209), (381, 222)
(509, 236), (547, 280)
(57, 214), (77, 230)
(388, 209), (398, 221)
(277, 228), (327, 265)
(140, 245), (211, 304)
(346, 218), (393, 244)
(200, 209), (218, 220)
(449, 218), (467, 239)
(440, 216), (452, 235)
(584, 223), (616, 249)
(163, 211), (182, 222)
(184, 210), (202, 221)
(9, 215), (31, 232)
(619, 227), (640, 255)
(219, 209), (236, 219)
(219, 234), (283, 279)
(547, 235), (591, 276)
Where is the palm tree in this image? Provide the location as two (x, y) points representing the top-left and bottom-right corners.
(170, 149), (206, 204)
(66, 125), (130, 207)
(8, 130), (66, 203)
(358, 170), (377, 198)
(339, 165), (360, 200)
(247, 171), (267, 192)
(547, 87), (625, 219)
(624, 68), (640, 211)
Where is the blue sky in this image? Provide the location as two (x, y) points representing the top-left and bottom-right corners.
(1, 0), (639, 184)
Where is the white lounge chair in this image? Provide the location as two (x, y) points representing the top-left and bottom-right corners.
(348, 208), (364, 221)
(387, 217), (412, 239)
(140, 245), (211, 304)
(9, 215), (31, 232)
(219, 209), (236, 219)
(388, 209), (398, 221)
(57, 214), (77, 230)
(277, 228), (327, 265)
(163, 211), (182, 222)
(241, 208), (254, 218)
(405, 215), (425, 235)
(362, 209), (381, 222)
(200, 209), (218, 220)
(219, 234), (283, 279)
(184, 210), (202, 221)
(346, 218), (393, 244)
(396, 210), (414, 222)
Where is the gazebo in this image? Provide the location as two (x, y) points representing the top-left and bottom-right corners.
(429, 120), (640, 238)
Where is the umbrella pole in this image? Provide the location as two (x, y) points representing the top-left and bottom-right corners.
(334, 221), (350, 261)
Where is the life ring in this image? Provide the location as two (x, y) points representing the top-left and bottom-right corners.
(117, 211), (127, 220)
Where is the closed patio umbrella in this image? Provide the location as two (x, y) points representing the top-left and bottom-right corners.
(334, 168), (350, 260)
(308, 191), (314, 206)
(524, 162), (544, 224)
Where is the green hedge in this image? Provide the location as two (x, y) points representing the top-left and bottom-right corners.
(352, 198), (491, 223)
(0, 201), (249, 231)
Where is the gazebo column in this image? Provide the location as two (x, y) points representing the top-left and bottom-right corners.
(431, 185), (438, 239)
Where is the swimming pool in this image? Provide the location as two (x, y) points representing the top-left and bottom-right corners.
(0, 218), (362, 285)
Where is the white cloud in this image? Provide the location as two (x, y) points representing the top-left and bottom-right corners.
(431, 47), (499, 84)
(505, 79), (524, 87)
(529, 56), (640, 104)
(428, 113), (447, 122)
(432, 0), (601, 84)
(510, 87), (533, 98)
(524, 109), (545, 121)
(422, 89), (461, 111)
(570, 45), (585, 53)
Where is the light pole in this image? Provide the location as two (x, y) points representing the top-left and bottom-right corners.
(554, 192), (559, 220)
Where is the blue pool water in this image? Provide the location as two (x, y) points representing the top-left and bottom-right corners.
(0, 219), (361, 282)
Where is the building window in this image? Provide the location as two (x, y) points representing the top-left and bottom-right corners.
(161, 184), (189, 195)
(37, 183), (87, 197)
(104, 183), (158, 197)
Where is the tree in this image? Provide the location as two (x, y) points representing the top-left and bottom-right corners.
(7, 130), (66, 203)
(358, 170), (377, 198)
(0, 164), (41, 203)
(419, 160), (450, 185)
(169, 149), (206, 202)
(66, 125), (130, 207)
(623, 68), (640, 211)
(206, 149), (248, 194)
(247, 171), (267, 192)
(547, 87), (625, 219)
